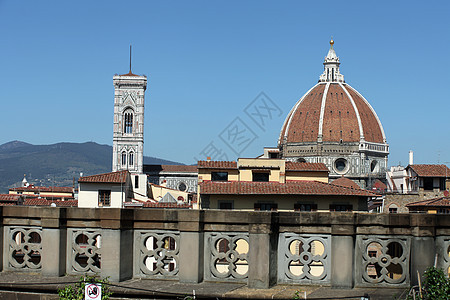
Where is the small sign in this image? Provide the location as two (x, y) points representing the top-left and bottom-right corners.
(85, 283), (101, 300)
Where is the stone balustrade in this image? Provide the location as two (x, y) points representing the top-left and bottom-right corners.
(1, 207), (449, 289)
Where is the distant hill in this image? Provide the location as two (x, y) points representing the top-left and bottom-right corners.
(0, 141), (181, 193)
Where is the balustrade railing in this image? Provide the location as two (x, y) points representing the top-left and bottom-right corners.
(0, 207), (449, 289)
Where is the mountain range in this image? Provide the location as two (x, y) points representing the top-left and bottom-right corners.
(0, 141), (181, 193)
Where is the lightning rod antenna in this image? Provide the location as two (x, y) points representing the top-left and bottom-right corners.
(129, 44), (132, 74)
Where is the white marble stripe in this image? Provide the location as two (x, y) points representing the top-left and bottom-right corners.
(279, 83), (321, 144)
(317, 82), (330, 140)
(345, 84), (387, 143)
(340, 82), (365, 141)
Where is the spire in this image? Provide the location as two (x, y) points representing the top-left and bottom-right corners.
(319, 38), (344, 83)
(129, 44), (132, 74)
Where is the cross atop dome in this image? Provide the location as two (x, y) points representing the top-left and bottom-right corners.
(319, 39), (345, 83)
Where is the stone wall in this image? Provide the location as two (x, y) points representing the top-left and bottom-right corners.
(1, 207), (449, 289)
(384, 190), (448, 213)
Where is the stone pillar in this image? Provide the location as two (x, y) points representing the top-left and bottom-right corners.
(330, 218), (355, 289)
(435, 236), (449, 272)
(100, 209), (134, 282)
(41, 208), (66, 276)
(178, 210), (204, 283)
(410, 214), (436, 286)
(248, 212), (278, 289)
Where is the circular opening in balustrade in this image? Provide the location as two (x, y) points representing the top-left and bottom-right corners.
(387, 241), (403, 258)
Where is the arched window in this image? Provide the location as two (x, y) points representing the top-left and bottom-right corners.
(121, 151), (127, 166)
(129, 152), (134, 167)
(123, 109), (133, 134)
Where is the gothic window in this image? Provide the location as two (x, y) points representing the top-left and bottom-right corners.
(121, 152), (126, 166)
(129, 152), (134, 167)
(123, 109), (134, 134)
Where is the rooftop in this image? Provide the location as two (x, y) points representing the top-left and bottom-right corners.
(285, 162), (329, 172)
(408, 164), (450, 177)
(406, 196), (450, 208)
(331, 177), (360, 189)
(10, 186), (73, 193)
(78, 170), (129, 184)
(198, 161), (237, 169)
(199, 180), (378, 197)
(144, 164), (198, 173)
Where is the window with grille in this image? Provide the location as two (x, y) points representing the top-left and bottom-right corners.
(294, 203), (318, 212)
(254, 203), (277, 211)
(329, 204), (352, 212)
(98, 190), (111, 207)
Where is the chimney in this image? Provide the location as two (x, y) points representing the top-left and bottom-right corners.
(207, 156), (211, 161)
(409, 150), (413, 165)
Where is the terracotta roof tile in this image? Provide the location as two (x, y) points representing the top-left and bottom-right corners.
(144, 164), (198, 173)
(0, 203), (18, 206)
(0, 194), (22, 202)
(23, 199), (78, 207)
(199, 180), (378, 197)
(124, 201), (192, 209)
(406, 196), (450, 208)
(331, 177), (360, 189)
(198, 161), (237, 169)
(408, 164), (450, 177)
(119, 71), (140, 77)
(280, 83), (385, 144)
(285, 162), (329, 172)
(78, 170), (129, 184)
(10, 186), (73, 193)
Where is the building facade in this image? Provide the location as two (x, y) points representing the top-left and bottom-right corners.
(112, 71), (147, 174)
(145, 164), (198, 193)
(197, 158), (376, 211)
(278, 40), (389, 189)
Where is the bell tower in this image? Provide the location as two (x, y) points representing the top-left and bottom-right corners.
(112, 65), (147, 174)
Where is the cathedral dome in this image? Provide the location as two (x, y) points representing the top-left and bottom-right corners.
(278, 40), (389, 188)
(279, 41), (386, 146)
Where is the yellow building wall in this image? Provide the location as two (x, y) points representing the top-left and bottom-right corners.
(9, 190), (73, 197)
(239, 169), (281, 182)
(286, 171), (328, 183)
(238, 158), (286, 182)
(238, 158), (286, 170)
(206, 194), (363, 212)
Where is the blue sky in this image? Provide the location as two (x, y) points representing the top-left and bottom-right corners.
(0, 1), (449, 166)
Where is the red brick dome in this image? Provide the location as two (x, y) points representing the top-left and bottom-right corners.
(279, 40), (386, 146)
(279, 82), (386, 144)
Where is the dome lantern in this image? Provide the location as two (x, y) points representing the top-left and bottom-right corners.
(319, 39), (344, 83)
